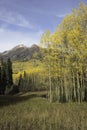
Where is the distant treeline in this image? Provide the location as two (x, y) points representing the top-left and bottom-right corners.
(18, 71), (47, 92)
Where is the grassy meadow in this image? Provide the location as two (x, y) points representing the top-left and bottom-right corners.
(0, 92), (87, 130)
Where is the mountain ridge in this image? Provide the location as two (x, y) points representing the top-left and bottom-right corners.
(0, 44), (40, 61)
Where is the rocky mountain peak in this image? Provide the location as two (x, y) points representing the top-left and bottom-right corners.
(0, 44), (40, 61)
(12, 44), (27, 50)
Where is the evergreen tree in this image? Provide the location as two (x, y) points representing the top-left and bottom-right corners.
(18, 74), (23, 91)
(0, 67), (1, 94)
(1, 58), (7, 94)
(0, 58), (13, 95)
(6, 58), (13, 86)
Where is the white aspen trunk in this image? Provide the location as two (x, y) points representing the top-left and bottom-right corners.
(48, 65), (52, 103)
(72, 70), (76, 101)
(77, 71), (80, 103)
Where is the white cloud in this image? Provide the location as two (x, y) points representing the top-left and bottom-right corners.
(0, 27), (42, 52)
(56, 13), (69, 18)
(0, 8), (33, 28)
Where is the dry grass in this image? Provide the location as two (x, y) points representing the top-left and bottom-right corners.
(0, 92), (87, 130)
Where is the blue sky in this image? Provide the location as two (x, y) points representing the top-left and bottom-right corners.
(0, 0), (87, 52)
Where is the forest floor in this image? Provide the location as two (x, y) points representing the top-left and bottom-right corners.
(0, 91), (87, 130)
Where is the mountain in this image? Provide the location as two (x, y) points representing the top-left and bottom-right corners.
(0, 44), (40, 61)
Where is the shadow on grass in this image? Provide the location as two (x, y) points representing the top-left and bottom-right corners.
(0, 92), (47, 107)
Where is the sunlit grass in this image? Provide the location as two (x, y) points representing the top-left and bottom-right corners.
(12, 60), (46, 83)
